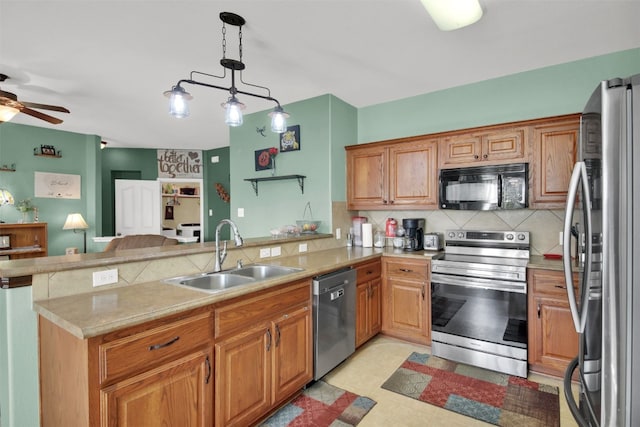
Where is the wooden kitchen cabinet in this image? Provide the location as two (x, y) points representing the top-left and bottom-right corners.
(39, 307), (214, 427)
(529, 114), (579, 209)
(346, 136), (438, 210)
(355, 259), (382, 347)
(439, 126), (526, 168)
(213, 279), (312, 427)
(528, 268), (579, 377)
(382, 257), (431, 345)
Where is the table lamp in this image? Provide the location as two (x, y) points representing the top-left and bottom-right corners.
(63, 213), (89, 253)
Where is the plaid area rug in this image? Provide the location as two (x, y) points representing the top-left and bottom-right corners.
(382, 352), (560, 427)
(260, 381), (376, 426)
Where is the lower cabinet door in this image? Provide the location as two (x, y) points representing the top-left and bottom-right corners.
(383, 278), (428, 344)
(272, 306), (313, 404)
(215, 326), (271, 427)
(101, 348), (213, 427)
(356, 282), (370, 347)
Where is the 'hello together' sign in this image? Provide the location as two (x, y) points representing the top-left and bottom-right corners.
(157, 149), (203, 178)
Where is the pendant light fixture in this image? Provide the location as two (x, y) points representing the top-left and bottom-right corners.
(164, 12), (289, 132)
(420, 0), (483, 31)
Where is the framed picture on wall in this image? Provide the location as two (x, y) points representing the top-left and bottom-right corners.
(254, 148), (274, 171)
(279, 125), (300, 152)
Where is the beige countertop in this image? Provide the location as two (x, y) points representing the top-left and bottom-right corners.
(34, 246), (441, 339)
(0, 233), (334, 278)
(31, 247), (564, 341)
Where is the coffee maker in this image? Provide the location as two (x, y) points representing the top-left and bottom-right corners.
(402, 218), (424, 251)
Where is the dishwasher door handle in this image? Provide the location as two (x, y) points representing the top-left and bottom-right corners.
(331, 288), (345, 301)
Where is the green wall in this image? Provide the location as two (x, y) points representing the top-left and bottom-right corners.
(0, 123), (101, 255)
(203, 147), (231, 241)
(358, 48), (640, 144)
(229, 95), (357, 237)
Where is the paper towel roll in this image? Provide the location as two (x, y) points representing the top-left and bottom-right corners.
(361, 223), (373, 248)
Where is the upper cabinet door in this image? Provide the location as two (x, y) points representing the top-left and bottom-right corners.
(529, 116), (579, 209)
(388, 139), (438, 208)
(440, 127), (526, 168)
(346, 145), (387, 210)
(115, 179), (161, 236)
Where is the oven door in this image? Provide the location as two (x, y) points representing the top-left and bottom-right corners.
(431, 273), (528, 351)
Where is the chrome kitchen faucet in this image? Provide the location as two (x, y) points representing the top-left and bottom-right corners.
(214, 219), (244, 272)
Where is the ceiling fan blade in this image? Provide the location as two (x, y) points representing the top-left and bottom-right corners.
(20, 107), (64, 124)
(21, 101), (69, 113)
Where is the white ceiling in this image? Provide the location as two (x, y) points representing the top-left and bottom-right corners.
(1, 0), (639, 150)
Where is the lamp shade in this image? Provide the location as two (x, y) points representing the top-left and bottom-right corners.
(223, 96), (245, 127)
(420, 0), (483, 31)
(269, 106), (289, 133)
(0, 189), (14, 206)
(63, 213), (89, 230)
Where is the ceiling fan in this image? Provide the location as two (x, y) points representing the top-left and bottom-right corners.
(0, 73), (69, 125)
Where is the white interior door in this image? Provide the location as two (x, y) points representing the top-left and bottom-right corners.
(115, 180), (161, 236)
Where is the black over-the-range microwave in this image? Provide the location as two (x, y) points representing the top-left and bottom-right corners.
(439, 163), (529, 210)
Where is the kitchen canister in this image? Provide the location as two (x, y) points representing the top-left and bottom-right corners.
(361, 223), (373, 247)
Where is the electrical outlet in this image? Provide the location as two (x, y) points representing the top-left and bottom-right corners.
(259, 248), (271, 258)
(335, 228), (341, 239)
(93, 268), (118, 287)
(559, 231), (563, 246)
(299, 243), (308, 253)
(271, 246), (281, 257)
(209, 209), (213, 216)
(238, 208), (245, 217)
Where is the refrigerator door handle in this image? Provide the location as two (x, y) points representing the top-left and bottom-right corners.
(563, 161), (593, 333)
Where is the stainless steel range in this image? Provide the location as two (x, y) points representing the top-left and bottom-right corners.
(430, 230), (530, 377)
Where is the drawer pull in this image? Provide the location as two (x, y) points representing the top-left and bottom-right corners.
(399, 268), (413, 273)
(554, 285), (567, 289)
(148, 336), (180, 351)
(366, 270), (373, 275)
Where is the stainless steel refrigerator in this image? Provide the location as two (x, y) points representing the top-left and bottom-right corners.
(563, 74), (640, 426)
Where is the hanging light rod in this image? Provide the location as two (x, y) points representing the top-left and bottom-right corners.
(164, 12), (289, 132)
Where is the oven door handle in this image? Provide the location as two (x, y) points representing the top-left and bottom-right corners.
(431, 273), (526, 294)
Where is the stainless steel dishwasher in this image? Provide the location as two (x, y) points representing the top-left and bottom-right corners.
(312, 267), (356, 380)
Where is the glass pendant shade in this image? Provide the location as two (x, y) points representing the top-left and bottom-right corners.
(269, 107), (289, 133)
(165, 86), (192, 118)
(0, 105), (19, 122)
(223, 96), (245, 127)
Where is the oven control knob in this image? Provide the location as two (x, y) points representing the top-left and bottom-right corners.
(506, 233), (514, 240)
(457, 232), (464, 238)
(448, 232), (455, 238)
(517, 233), (526, 241)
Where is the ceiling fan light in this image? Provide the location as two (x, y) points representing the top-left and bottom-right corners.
(268, 106), (289, 133)
(420, 0), (483, 31)
(222, 96), (245, 127)
(164, 85), (192, 118)
(0, 105), (19, 122)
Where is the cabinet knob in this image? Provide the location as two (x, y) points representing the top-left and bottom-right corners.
(483, 154), (488, 159)
(474, 155), (479, 159)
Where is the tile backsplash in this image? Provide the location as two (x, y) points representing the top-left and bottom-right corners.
(332, 202), (565, 256)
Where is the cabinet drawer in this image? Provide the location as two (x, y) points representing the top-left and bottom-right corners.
(528, 269), (578, 297)
(99, 311), (213, 385)
(215, 279), (311, 339)
(383, 258), (429, 281)
(356, 260), (381, 284)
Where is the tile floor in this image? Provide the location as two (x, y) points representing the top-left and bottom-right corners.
(322, 335), (579, 426)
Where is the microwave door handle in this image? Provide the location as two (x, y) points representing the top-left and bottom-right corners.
(497, 174), (502, 208)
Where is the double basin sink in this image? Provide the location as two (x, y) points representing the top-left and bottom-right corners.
(164, 264), (303, 293)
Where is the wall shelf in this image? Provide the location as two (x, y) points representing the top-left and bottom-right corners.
(0, 167), (16, 172)
(244, 175), (306, 196)
(34, 153), (62, 158)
